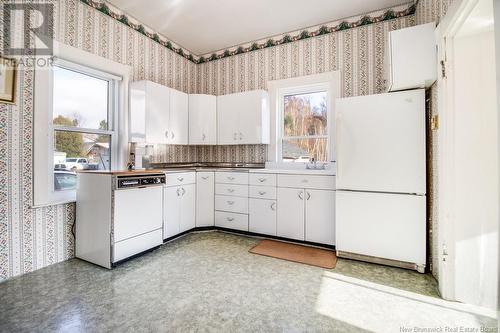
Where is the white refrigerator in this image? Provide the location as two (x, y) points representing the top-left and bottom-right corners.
(335, 89), (427, 272)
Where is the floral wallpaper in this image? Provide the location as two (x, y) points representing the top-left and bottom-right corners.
(0, 0), (196, 281)
(1, 0), (452, 281)
(197, 14), (414, 97)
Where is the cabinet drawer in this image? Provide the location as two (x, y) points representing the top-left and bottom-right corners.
(249, 186), (276, 199)
(215, 195), (248, 214)
(215, 172), (249, 185)
(277, 174), (335, 190)
(215, 211), (248, 231)
(215, 184), (248, 197)
(249, 173), (277, 186)
(166, 172), (196, 187)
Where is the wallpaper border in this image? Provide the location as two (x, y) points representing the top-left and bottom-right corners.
(80, 0), (416, 64)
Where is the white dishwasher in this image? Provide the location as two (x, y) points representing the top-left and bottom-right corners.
(76, 171), (165, 268)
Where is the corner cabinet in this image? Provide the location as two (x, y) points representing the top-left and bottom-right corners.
(217, 90), (270, 145)
(129, 80), (170, 144)
(129, 80), (189, 145)
(196, 171), (215, 227)
(189, 94), (217, 145)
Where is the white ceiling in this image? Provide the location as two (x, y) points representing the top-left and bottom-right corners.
(107, 0), (411, 55)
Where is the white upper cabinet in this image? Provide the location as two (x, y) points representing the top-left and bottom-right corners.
(386, 23), (437, 92)
(189, 94), (217, 145)
(129, 80), (170, 144)
(129, 80), (189, 144)
(217, 90), (270, 145)
(169, 88), (189, 145)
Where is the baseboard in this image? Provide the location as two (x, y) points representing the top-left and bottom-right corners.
(163, 226), (336, 251)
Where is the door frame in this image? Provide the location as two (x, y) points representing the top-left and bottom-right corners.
(435, 0), (497, 301)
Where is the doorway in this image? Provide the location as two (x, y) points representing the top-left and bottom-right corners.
(437, 0), (499, 310)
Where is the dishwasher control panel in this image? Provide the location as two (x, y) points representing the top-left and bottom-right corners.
(116, 174), (166, 189)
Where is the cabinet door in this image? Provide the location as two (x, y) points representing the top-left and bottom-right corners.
(217, 94), (240, 144)
(169, 88), (189, 144)
(249, 199), (277, 235)
(305, 190), (335, 245)
(189, 95), (217, 145)
(163, 186), (180, 238)
(179, 184), (196, 232)
(277, 188), (305, 241)
(145, 82), (170, 144)
(238, 90), (269, 144)
(196, 172), (214, 227)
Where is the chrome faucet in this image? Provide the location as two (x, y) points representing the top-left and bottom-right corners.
(306, 157), (317, 170)
(306, 157), (327, 170)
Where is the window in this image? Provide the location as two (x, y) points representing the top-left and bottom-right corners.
(34, 41), (130, 206)
(51, 64), (116, 191)
(268, 73), (339, 164)
(282, 91), (328, 162)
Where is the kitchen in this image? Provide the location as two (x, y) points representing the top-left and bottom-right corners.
(0, 0), (498, 332)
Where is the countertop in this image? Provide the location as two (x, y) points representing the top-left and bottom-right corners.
(80, 164), (335, 176)
(248, 168), (335, 175)
(77, 169), (167, 176)
(157, 167), (335, 176)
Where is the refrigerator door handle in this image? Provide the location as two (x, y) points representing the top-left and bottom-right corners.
(336, 112), (343, 183)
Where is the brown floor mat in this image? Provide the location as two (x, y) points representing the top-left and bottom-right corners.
(249, 239), (337, 269)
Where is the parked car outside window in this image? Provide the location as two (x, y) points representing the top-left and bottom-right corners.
(54, 171), (77, 191)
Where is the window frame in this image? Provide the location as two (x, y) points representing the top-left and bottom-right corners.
(50, 60), (118, 199)
(278, 85), (330, 163)
(267, 72), (341, 165)
(33, 42), (132, 207)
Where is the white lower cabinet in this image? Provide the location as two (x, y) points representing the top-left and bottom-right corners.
(163, 175), (196, 239)
(305, 189), (335, 245)
(179, 184), (196, 233)
(277, 188), (305, 241)
(196, 172), (214, 227)
(249, 199), (276, 235)
(164, 186), (181, 238)
(277, 185), (336, 245)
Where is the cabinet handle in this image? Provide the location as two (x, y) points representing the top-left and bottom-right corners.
(177, 177), (184, 182)
(239, 132), (243, 140)
(176, 188), (181, 196)
(227, 176), (235, 181)
(227, 217), (235, 222)
(298, 191), (303, 200)
(233, 133), (238, 140)
(201, 176), (209, 180)
(306, 192), (311, 200)
(301, 179), (308, 183)
(258, 178), (266, 182)
(202, 133), (206, 141)
(171, 132), (175, 139)
(258, 191), (266, 195)
(271, 202), (276, 211)
(165, 130), (169, 138)
(182, 188), (186, 196)
(227, 189), (235, 193)
(227, 201), (235, 205)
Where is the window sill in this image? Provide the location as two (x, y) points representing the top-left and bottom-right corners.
(31, 199), (77, 209)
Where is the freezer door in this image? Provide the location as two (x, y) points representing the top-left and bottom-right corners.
(336, 90), (426, 194)
(336, 190), (426, 266)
